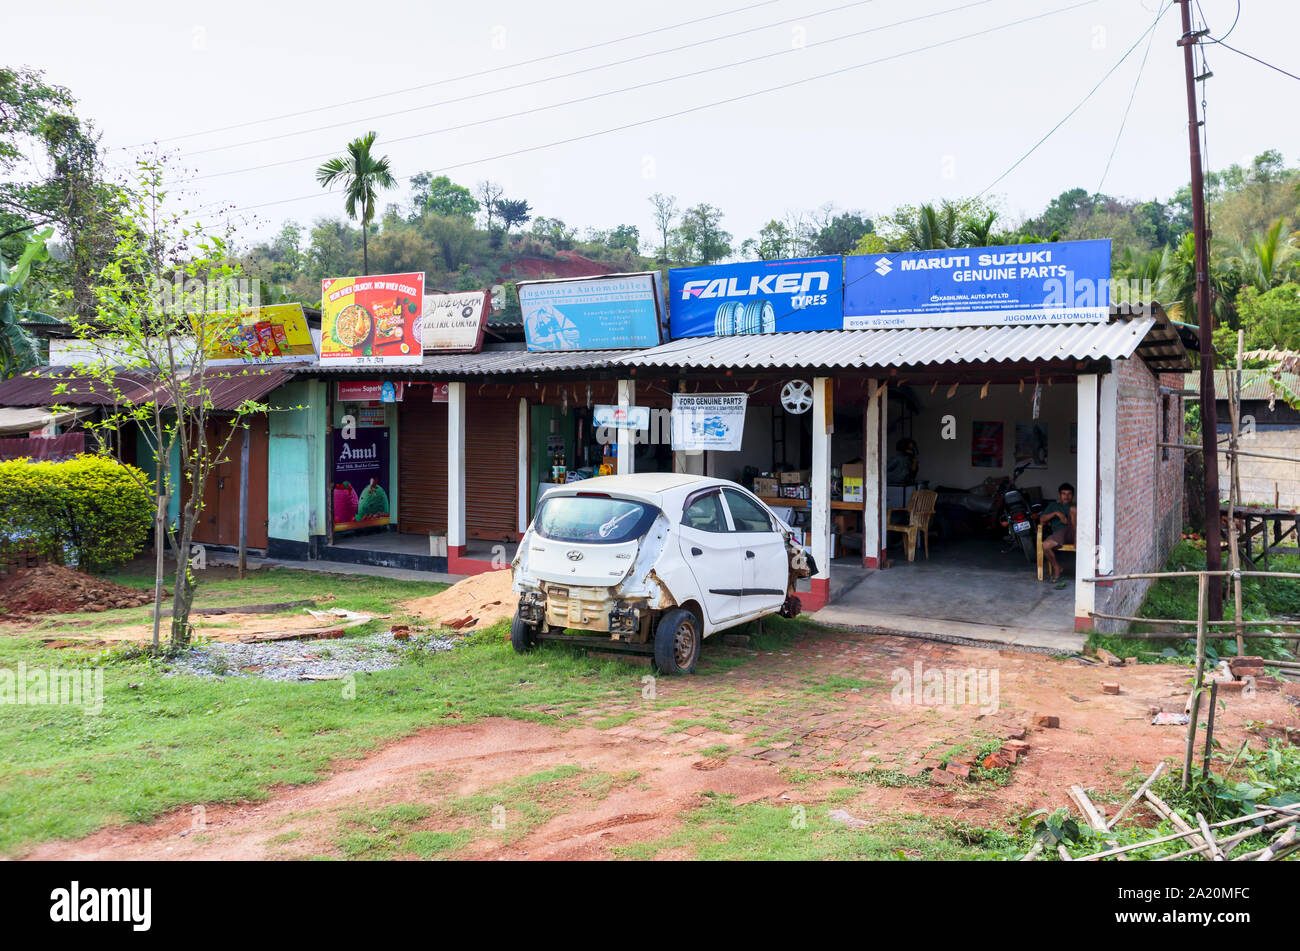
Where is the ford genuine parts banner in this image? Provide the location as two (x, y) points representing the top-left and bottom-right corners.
(518, 272), (664, 351)
(843, 239), (1111, 329)
(669, 256), (843, 338)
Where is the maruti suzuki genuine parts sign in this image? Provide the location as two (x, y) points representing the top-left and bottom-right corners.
(843, 239), (1112, 329)
(669, 256), (844, 338)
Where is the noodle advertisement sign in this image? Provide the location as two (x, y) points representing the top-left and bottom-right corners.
(321, 272), (425, 366)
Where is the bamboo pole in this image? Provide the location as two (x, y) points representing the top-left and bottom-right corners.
(1201, 680), (1218, 782)
(1229, 331), (1245, 654)
(1182, 573), (1208, 790)
(1084, 570), (1300, 581)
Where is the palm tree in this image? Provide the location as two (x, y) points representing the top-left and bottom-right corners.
(315, 131), (396, 275)
(1229, 217), (1296, 293)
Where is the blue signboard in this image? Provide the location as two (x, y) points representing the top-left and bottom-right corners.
(843, 239), (1111, 329)
(669, 256), (843, 338)
(518, 273), (663, 351)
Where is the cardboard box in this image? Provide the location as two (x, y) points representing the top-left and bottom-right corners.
(780, 469), (810, 485)
(753, 476), (779, 496)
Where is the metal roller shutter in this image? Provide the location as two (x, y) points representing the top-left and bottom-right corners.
(398, 396), (448, 534)
(465, 399), (519, 541)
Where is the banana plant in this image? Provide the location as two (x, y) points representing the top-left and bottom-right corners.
(0, 227), (54, 377)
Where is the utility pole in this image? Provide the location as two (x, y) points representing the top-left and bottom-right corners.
(1177, 0), (1222, 620)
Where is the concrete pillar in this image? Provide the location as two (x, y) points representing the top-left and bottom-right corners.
(616, 379), (635, 475)
(1074, 373), (1098, 629)
(808, 376), (832, 610)
(447, 381), (467, 557)
(863, 379), (882, 568)
(1098, 372), (1118, 578)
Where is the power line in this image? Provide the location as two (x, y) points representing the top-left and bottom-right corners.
(180, 0), (1096, 224)
(1096, 0), (1171, 194)
(180, 0), (996, 185)
(1211, 38), (1300, 83)
(977, 1), (1170, 199)
(118, 0), (785, 149)
(181, 0), (885, 160)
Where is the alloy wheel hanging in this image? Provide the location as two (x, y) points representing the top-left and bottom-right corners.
(781, 379), (813, 414)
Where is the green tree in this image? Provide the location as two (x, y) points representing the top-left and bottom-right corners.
(813, 212), (873, 255)
(422, 214), (479, 271)
(410, 173), (478, 220)
(315, 131), (396, 275)
(61, 158), (277, 651)
(0, 227), (52, 376)
(497, 198), (532, 235)
(674, 203), (731, 265)
(648, 192), (678, 264)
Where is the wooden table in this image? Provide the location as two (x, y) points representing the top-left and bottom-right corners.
(1222, 504), (1299, 566)
(756, 496), (865, 511)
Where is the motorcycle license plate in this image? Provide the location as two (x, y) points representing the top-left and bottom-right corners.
(1013, 520), (1031, 534)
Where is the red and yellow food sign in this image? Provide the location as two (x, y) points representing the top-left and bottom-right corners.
(196, 303), (317, 365)
(321, 272), (424, 366)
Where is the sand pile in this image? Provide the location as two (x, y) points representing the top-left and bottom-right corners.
(404, 569), (516, 631)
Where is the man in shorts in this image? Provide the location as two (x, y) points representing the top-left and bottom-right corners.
(1040, 482), (1076, 582)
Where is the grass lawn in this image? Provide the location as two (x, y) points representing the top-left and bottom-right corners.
(0, 564), (1053, 860)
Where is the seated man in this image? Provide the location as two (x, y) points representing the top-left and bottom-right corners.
(1039, 482), (1076, 582)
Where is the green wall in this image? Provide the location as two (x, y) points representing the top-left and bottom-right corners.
(268, 380), (327, 544)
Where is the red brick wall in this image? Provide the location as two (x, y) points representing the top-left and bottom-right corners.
(1098, 358), (1185, 627)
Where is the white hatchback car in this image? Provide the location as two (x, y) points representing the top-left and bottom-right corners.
(511, 473), (814, 674)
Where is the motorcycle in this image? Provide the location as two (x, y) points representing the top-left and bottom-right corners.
(994, 462), (1041, 562)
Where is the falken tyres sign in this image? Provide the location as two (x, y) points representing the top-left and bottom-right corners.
(844, 239), (1111, 328)
(669, 256), (843, 338)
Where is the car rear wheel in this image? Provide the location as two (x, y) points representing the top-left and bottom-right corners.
(510, 609), (538, 653)
(653, 608), (701, 675)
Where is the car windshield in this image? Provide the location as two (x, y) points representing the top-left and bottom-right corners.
(535, 495), (658, 544)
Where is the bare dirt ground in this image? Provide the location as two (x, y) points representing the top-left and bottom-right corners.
(25, 628), (1300, 861)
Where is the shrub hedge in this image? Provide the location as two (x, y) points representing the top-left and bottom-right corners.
(0, 455), (153, 572)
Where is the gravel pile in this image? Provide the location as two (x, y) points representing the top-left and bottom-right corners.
(166, 631), (459, 681)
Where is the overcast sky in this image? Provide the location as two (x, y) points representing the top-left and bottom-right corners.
(7, 0), (1297, 251)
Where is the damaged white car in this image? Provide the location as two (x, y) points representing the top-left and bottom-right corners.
(511, 473), (814, 675)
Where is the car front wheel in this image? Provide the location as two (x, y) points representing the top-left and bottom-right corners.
(510, 609), (538, 653)
(653, 608), (701, 675)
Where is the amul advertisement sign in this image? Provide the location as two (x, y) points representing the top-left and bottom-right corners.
(321, 272), (424, 366)
(421, 290), (488, 352)
(195, 303), (316, 365)
(518, 272), (663, 351)
(332, 427), (391, 533)
(843, 239), (1111, 328)
(669, 256), (842, 338)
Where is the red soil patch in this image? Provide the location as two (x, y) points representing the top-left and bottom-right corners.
(0, 563), (152, 615)
(499, 251), (618, 281)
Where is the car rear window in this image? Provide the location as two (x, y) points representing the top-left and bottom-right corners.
(534, 495), (659, 544)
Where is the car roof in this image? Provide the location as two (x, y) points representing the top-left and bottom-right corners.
(545, 472), (726, 502)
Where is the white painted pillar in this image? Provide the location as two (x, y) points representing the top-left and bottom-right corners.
(447, 381), (467, 553)
(863, 379), (882, 568)
(811, 377), (832, 589)
(616, 379), (635, 475)
(1074, 374), (1098, 626)
(1097, 372), (1118, 577)
(517, 397), (529, 533)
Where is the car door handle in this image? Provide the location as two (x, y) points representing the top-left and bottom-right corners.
(691, 547), (703, 556)
(745, 550), (755, 559)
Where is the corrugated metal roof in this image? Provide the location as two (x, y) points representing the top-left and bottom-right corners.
(0, 369), (158, 407)
(618, 318), (1162, 371)
(1187, 369), (1300, 401)
(176, 367), (296, 412)
(294, 348), (638, 377)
